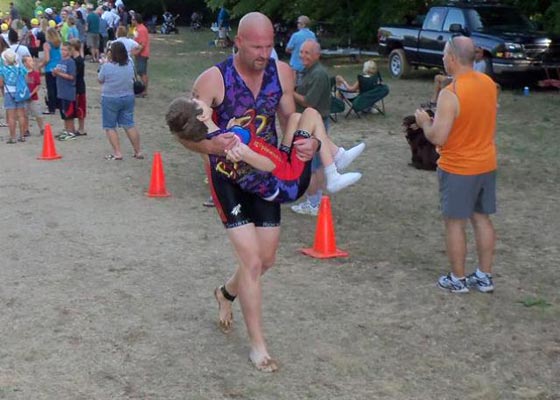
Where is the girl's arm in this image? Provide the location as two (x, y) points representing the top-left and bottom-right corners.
(39, 42), (50, 68)
(226, 142), (276, 172)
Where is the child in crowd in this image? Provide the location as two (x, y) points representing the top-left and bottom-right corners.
(166, 97), (363, 203)
(67, 16), (79, 40)
(70, 38), (86, 135)
(0, 49), (28, 143)
(23, 56), (44, 136)
(53, 41), (77, 140)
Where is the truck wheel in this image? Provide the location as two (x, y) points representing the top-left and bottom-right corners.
(389, 49), (411, 79)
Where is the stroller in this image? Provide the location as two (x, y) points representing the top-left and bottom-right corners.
(161, 11), (179, 34)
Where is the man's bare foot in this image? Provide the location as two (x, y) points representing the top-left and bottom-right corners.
(249, 350), (279, 373)
(214, 286), (234, 333)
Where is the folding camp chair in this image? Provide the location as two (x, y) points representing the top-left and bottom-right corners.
(329, 76), (346, 122)
(337, 72), (389, 118)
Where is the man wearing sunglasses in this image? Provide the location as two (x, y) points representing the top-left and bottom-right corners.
(415, 36), (498, 294)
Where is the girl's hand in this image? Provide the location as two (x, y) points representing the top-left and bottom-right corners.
(225, 140), (247, 162)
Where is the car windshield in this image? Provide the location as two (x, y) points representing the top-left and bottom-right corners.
(468, 7), (535, 31)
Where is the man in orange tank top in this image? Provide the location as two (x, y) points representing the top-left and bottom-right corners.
(415, 36), (498, 294)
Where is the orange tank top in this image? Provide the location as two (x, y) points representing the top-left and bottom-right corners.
(438, 71), (497, 175)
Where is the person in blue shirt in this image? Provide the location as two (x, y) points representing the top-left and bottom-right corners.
(0, 49), (28, 143)
(286, 15), (316, 86)
(53, 41), (77, 140)
(97, 41), (143, 160)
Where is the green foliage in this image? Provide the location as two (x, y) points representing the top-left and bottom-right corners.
(543, 0), (560, 33)
(203, 0), (560, 45)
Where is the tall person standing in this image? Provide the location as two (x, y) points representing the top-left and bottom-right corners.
(132, 14), (149, 97)
(285, 15), (315, 86)
(415, 36), (498, 294)
(179, 12), (318, 372)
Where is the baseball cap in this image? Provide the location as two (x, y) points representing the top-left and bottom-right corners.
(31, 18), (39, 25)
(48, 19), (56, 28)
(0, 23), (8, 31)
(45, 7), (53, 14)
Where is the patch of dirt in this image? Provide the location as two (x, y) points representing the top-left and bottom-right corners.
(0, 32), (558, 399)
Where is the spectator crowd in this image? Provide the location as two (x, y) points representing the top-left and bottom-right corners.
(0, 0), (148, 147)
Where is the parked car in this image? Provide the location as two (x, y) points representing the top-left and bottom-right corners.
(377, 2), (560, 81)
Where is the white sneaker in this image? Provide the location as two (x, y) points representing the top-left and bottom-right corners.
(326, 172), (362, 193)
(290, 199), (319, 216)
(335, 143), (365, 171)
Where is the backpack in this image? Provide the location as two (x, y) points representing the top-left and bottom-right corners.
(14, 69), (31, 102)
(22, 31), (38, 49)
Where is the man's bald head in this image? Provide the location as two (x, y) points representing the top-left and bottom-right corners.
(299, 39), (321, 69)
(447, 36), (475, 66)
(301, 39), (320, 55)
(235, 12), (275, 72)
(237, 12), (274, 39)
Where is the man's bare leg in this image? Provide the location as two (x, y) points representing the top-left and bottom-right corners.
(471, 213), (495, 274)
(215, 224), (280, 371)
(445, 218), (468, 278)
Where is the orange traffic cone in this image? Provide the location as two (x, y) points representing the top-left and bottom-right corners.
(145, 152), (171, 197)
(37, 124), (62, 160)
(300, 196), (349, 259)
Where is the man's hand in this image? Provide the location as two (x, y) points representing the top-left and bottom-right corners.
(210, 132), (238, 155)
(414, 109), (432, 130)
(293, 137), (318, 161)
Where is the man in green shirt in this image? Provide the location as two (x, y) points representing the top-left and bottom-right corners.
(292, 39), (365, 216)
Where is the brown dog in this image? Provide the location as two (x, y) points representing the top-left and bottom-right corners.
(403, 109), (439, 171)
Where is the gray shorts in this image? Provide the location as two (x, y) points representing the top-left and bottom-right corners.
(87, 33), (99, 49)
(135, 56), (148, 75)
(438, 168), (497, 219)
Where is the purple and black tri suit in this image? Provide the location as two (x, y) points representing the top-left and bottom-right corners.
(207, 126), (312, 204)
(207, 56), (286, 229)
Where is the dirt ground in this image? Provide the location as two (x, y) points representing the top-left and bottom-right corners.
(1, 31), (559, 400)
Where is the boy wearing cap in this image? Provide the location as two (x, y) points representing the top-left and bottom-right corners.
(1, 23), (9, 43)
(29, 18), (41, 57)
(34, 1), (44, 18)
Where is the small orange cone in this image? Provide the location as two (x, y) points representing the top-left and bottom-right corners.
(145, 152), (171, 197)
(37, 123), (62, 160)
(300, 196), (349, 259)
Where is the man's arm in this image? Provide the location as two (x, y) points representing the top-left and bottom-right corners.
(415, 88), (458, 146)
(276, 60), (318, 161)
(179, 66), (236, 155)
(275, 60), (295, 133)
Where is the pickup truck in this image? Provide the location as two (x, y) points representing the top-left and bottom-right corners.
(377, 2), (560, 80)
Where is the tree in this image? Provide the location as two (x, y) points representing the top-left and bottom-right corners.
(204, 0), (560, 45)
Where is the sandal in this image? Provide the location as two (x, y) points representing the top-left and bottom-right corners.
(6, 138), (16, 144)
(74, 131), (87, 137)
(0, 121), (7, 127)
(104, 154), (123, 161)
(249, 355), (279, 373)
(132, 153), (145, 159)
(214, 285), (235, 333)
(17, 136), (26, 143)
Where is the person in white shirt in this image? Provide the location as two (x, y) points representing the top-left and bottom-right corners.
(114, 25), (139, 62)
(102, 7), (120, 40)
(8, 29), (31, 64)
